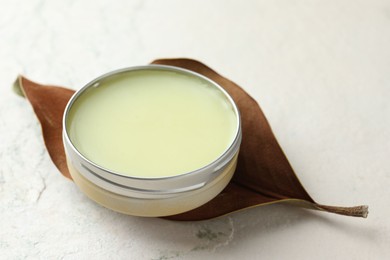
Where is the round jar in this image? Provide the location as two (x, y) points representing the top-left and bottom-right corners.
(63, 65), (241, 217)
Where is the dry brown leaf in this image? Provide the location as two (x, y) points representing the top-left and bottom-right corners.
(14, 58), (368, 220)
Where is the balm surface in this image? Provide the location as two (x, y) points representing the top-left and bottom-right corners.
(67, 69), (237, 178)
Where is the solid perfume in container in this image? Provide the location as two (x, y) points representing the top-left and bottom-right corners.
(63, 65), (241, 216)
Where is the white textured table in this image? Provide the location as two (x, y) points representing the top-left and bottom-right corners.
(1, 0), (389, 259)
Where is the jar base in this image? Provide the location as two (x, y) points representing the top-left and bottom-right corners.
(67, 154), (238, 217)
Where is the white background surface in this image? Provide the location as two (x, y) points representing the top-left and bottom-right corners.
(1, 0), (389, 259)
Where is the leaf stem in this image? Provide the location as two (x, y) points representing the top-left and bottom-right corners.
(315, 204), (369, 218)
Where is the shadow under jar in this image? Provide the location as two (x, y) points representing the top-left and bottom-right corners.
(63, 65), (241, 217)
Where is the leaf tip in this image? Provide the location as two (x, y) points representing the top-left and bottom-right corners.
(12, 75), (26, 98)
